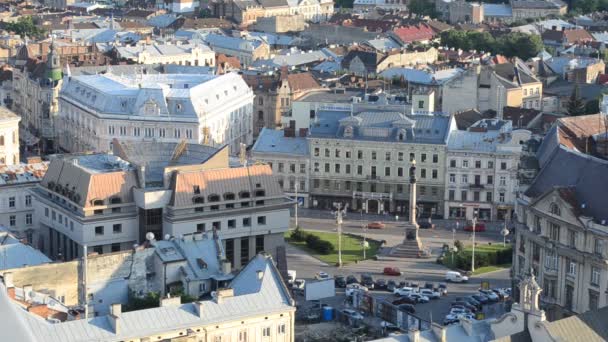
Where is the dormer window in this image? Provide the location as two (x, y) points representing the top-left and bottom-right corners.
(239, 191), (251, 199)
(550, 203), (561, 216)
(255, 190), (265, 197)
(208, 194), (220, 202)
(110, 197), (121, 204)
(92, 199), (104, 206)
(344, 126), (354, 138)
(193, 196), (204, 204)
(193, 185), (200, 194)
(224, 193), (235, 201)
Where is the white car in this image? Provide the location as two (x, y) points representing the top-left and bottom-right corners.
(315, 271), (331, 280)
(479, 289), (499, 301)
(449, 307), (469, 316)
(345, 283), (368, 296)
(287, 270), (296, 285)
(419, 289), (441, 299)
(445, 271), (469, 283)
(409, 293), (430, 303)
(341, 309), (364, 320)
(292, 279), (305, 290)
(393, 287), (414, 296)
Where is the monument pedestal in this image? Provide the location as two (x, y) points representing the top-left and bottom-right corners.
(390, 222), (425, 258)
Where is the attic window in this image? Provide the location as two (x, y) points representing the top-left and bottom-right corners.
(184, 84), (189, 89)
(110, 197), (121, 204)
(550, 203), (561, 216)
(177, 103), (183, 111)
(224, 193), (235, 201)
(255, 183), (261, 188)
(196, 258), (207, 269)
(239, 191), (250, 199)
(92, 199), (104, 206)
(193, 185), (201, 194)
(208, 194), (220, 202)
(255, 190), (265, 197)
(193, 196), (204, 204)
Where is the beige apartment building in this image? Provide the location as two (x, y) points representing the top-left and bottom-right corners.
(513, 114), (608, 320)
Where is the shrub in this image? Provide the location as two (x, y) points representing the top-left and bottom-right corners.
(454, 240), (464, 252)
(315, 240), (335, 254)
(305, 234), (321, 247)
(290, 227), (307, 242)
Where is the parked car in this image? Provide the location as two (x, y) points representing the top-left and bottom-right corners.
(492, 288), (511, 301)
(394, 287), (414, 297)
(341, 309), (364, 320)
(383, 267), (403, 276)
(393, 296), (417, 305)
(380, 321), (400, 332)
(345, 284), (368, 296)
(346, 275), (359, 285)
(464, 221), (486, 232)
(387, 280), (398, 292)
(471, 294), (489, 305)
(408, 293), (430, 303)
(479, 289), (500, 302)
(443, 314), (460, 325)
(419, 288), (440, 299)
(375, 279), (387, 290)
(424, 282), (435, 290)
(451, 301), (478, 312)
(438, 283), (448, 296)
(398, 281), (408, 288)
(334, 275), (347, 288)
(293, 279), (306, 290)
(398, 304), (416, 314)
(315, 271), (331, 280)
(449, 307), (470, 316)
(367, 221), (386, 229)
(409, 282), (420, 290)
(418, 221), (435, 229)
(360, 274), (375, 289)
(445, 271), (469, 283)
(463, 296), (482, 307)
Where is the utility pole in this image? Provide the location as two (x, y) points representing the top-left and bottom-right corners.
(294, 180), (299, 228)
(333, 203), (348, 267)
(361, 209), (366, 259)
(471, 215), (477, 273)
(83, 244), (88, 319)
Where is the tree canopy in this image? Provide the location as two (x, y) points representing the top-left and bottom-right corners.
(408, 0), (438, 18)
(4, 16), (45, 39)
(567, 85), (587, 116)
(439, 30), (544, 60)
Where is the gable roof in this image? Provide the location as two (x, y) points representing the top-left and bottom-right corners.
(392, 24), (435, 44)
(544, 306), (608, 341)
(287, 72), (320, 92)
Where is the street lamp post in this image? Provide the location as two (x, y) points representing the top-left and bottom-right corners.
(501, 218), (510, 247)
(452, 246), (458, 264)
(361, 209), (366, 260)
(294, 181), (299, 228)
(471, 215), (477, 273)
(334, 203), (348, 267)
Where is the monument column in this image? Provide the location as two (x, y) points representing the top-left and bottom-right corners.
(406, 160), (419, 242)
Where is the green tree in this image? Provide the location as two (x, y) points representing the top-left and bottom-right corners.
(496, 32), (544, 60)
(585, 98), (600, 114)
(124, 291), (160, 312)
(408, 0), (437, 18)
(567, 85), (586, 116)
(5, 16), (45, 38)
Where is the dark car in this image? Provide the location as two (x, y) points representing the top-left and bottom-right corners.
(375, 279), (387, 290)
(451, 301), (478, 312)
(419, 221), (435, 229)
(399, 281), (408, 288)
(455, 297), (481, 309)
(410, 282), (419, 290)
(383, 267), (403, 276)
(471, 294), (489, 304)
(424, 282), (434, 290)
(346, 275), (359, 285)
(393, 296), (417, 305)
(464, 222), (486, 232)
(361, 274), (374, 289)
(387, 280), (398, 292)
(398, 304), (416, 314)
(335, 275), (347, 288)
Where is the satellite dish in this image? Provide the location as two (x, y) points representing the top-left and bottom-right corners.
(146, 232), (155, 241)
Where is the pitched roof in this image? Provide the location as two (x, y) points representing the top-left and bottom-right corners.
(392, 24), (435, 43)
(287, 72), (320, 92)
(544, 306), (608, 341)
(170, 164), (283, 207)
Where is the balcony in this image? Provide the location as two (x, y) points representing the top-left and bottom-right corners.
(366, 175), (381, 181)
(469, 183), (485, 189)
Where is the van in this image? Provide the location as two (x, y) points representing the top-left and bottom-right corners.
(445, 271), (469, 283)
(287, 270), (296, 284)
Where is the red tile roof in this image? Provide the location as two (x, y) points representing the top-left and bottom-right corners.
(392, 24), (435, 43)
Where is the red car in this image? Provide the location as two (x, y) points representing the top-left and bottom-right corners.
(367, 221), (386, 229)
(464, 222), (486, 232)
(383, 267), (403, 276)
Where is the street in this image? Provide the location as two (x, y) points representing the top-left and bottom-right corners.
(286, 209), (512, 326)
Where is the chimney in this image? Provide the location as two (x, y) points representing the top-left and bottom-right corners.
(110, 303), (122, 318)
(221, 260), (232, 274)
(408, 329), (420, 342)
(23, 285), (33, 301)
(160, 294), (182, 307)
(107, 304), (121, 334)
(214, 288), (234, 304)
(3, 272), (14, 288)
(193, 301), (203, 318)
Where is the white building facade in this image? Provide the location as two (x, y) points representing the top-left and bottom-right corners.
(0, 107), (20, 165)
(115, 42), (216, 66)
(57, 72), (254, 155)
(444, 119), (531, 221)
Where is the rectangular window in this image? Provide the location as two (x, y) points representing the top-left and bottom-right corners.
(197, 223), (206, 232)
(450, 159), (456, 167)
(567, 260), (576, 276)
(290, 164), (296, 173)
(228, 219), (236, 229)
(475, 160), (481, 168)
(594, 239), (604, 255)
(257, 216), (266, 225)
(499, 176), (506, 186)
(420, 169), (426, 178)
(255, 235), (264, 253)
(8, 197), (15, 208)
(568, 230), (576, 248)
(300, 164), (306, 174)
(45, 207), (49, 217)
(433, 154), (438, 163)
(421, 153), (427, 162)
(357, 165), (362, 175)
(591, 267), (600, 285)
(314, 148), (319, 156)
(461, 191), (467, 201)
(278, 324), (286, 334)
(488, 161), (494, 169)
(9, 215), (15, 226)
(335, 149), (340, 158)
(357, 150), (363, 159)
(346, 151), (351, 158)
(499, 192), (505, 202)
(534, 216), (542, 234)
(111, 243), (121, 252)
(449, 174), (455, 183)
(262, 327), (271, 337)
(473, 191), (480, 201)
(52, 211), (56, 221)
(449, 190), (455, 200)
(113, 224), (122, 234)
(26, 213), (32, 225)
(501, 162), (507, 170)
(335, 164), (340, 173)
(25, 195), (32, 207)
(278, 163), (284, 172)
(410, 153), (415, 162)
(432, 169), (438, 179)
(239, 330), (247, 342)
(487, 175), (493, 184)
(95, 226), (104, 235)
(462, 160), (469, 167)
(398, 167), (403, 177)
(324, 163), (330, 173)
(486, 192), (492, 202)
(589, 291), (599, 311)
(325, 149), (330, 157)
(385, 152), (391, 161)
(461, 174), (468, 183)
(345, 164), (351, 174)
(385, 167), (390, 177)
(371, 151), (376, 160)
(398, 152), (404, 161)
(549, 223), (560, 242)
(212, 221), (221, 230)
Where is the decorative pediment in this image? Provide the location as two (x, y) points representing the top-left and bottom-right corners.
(140, 98), (160, 116)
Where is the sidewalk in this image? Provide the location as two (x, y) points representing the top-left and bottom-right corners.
(292, 208), (508, 231)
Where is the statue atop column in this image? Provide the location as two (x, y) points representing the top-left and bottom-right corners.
(407, 160), (419, 241)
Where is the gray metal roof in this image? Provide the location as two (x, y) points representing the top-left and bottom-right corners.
(0, 230), (52, 271)
(2, 254), (293, 342)
(252, 128), (309, 156)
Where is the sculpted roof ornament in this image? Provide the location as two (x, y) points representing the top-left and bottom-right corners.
(519, 268), (542, 312)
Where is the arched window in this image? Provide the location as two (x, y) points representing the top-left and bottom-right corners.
(224, 193), (235, 201)
(239, 191), (251, 199)
(208, 194), (220, 202)
(92, 199), (104, 206)
(255, 189), (265, 197)
(193, 196), (204, 204)
(550, 203), (561, 216)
